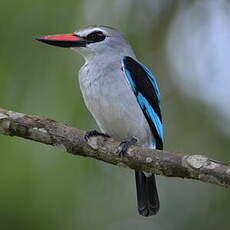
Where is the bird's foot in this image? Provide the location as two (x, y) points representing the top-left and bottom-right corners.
(84, 130), (110, 141)
(118, 137), (138, 157)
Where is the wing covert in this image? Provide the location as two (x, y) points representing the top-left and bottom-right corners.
(122, 56), (163, 149)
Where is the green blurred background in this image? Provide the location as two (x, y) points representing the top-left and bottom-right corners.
(0, 0), (229, 229)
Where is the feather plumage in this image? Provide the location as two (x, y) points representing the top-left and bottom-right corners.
(122, 56), (163, 216)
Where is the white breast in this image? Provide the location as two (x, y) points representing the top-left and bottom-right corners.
(78, 58), (154, 146)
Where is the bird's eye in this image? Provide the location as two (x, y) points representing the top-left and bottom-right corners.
(86, 31), (106, 42)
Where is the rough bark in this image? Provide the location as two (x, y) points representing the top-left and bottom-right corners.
(0, 108), (230, 188)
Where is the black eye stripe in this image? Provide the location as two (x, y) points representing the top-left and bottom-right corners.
(86, 31), (106, 43)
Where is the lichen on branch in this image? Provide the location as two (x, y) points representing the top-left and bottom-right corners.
(0, 107), (230, 188)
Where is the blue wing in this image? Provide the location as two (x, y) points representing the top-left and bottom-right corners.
(122, 56), (163, 149)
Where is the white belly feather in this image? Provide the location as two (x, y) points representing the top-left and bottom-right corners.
(79, 60), (154, 146)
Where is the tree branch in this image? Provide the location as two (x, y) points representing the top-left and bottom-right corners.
(0, 107), (230, 188)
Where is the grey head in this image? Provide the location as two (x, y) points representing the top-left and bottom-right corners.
(36, 25), (135, 61)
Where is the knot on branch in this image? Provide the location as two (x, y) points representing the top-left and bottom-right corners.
(0, 107), (230, 189)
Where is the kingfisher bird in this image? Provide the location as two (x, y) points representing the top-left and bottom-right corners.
(36, 25), (163, 217)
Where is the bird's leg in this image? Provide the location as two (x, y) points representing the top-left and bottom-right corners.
(118, 137), (138, 156)
(84, 130), (110, 141)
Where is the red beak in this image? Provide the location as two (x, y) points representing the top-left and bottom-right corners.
(35, 33), (86, 48)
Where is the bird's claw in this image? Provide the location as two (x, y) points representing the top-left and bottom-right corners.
(84, 130), (110, 141)
(118, 137), (138, 157)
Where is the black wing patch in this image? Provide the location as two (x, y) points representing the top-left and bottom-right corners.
(122, 56), (163, 149)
